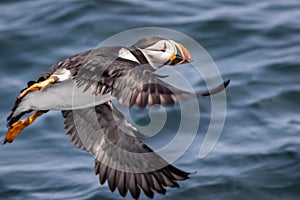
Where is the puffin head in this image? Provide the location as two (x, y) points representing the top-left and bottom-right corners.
(129, 36), (193, 69)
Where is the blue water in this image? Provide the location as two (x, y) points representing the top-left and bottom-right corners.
(1, 0), (300, 199)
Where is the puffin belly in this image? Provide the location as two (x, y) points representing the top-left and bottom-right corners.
(23, 80), (113, 110)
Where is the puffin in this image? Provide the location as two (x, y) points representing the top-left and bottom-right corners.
(3, 36), (230, 199)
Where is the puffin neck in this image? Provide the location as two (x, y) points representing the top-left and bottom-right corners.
(129, 48), (149, 65)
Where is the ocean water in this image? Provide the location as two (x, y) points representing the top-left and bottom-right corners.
(0, 0), (300, 199)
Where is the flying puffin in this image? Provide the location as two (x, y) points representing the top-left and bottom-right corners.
(4, 36), (230, 199)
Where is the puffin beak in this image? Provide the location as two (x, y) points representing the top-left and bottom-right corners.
(169, 42), (193, 66)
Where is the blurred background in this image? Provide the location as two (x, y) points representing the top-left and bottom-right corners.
(0, 0), (299, 199)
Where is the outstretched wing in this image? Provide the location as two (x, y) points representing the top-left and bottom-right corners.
(112, 68), (231, 108)
(111, 68), (197, 108)
(62, 102), (189, 199)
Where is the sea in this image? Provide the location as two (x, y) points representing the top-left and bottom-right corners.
(0, 0), (299, 199)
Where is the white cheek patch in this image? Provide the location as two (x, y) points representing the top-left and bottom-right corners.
(118, 48), (140, 64)
(52, 68), (72, 82)
(167, 41), (177, 54)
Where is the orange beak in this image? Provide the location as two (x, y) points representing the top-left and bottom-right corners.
(169, 42), (193, 65)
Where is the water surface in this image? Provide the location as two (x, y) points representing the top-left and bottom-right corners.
(0, 0), (299, 199)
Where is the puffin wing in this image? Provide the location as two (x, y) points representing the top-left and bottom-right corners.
(61, 102), (189, 199)
(111, 67), (230, 108)
(110, 68), (193, 108)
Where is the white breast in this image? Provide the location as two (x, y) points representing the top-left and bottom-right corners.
(19, 80), (113, 111)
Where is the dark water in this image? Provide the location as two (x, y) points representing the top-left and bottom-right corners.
(1, 0), (300, 199)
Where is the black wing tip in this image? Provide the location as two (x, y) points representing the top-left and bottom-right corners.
(224, 79), (230, 88)
(199, 79), (230, 97)
(95, 165), (191, 199)
(127, 79), (231, 108)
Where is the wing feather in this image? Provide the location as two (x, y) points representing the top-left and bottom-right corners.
(61, 102), (190, 199)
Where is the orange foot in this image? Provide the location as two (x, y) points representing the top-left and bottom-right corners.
(3, 111), (44, 144)
(18, 77), (57, 100)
